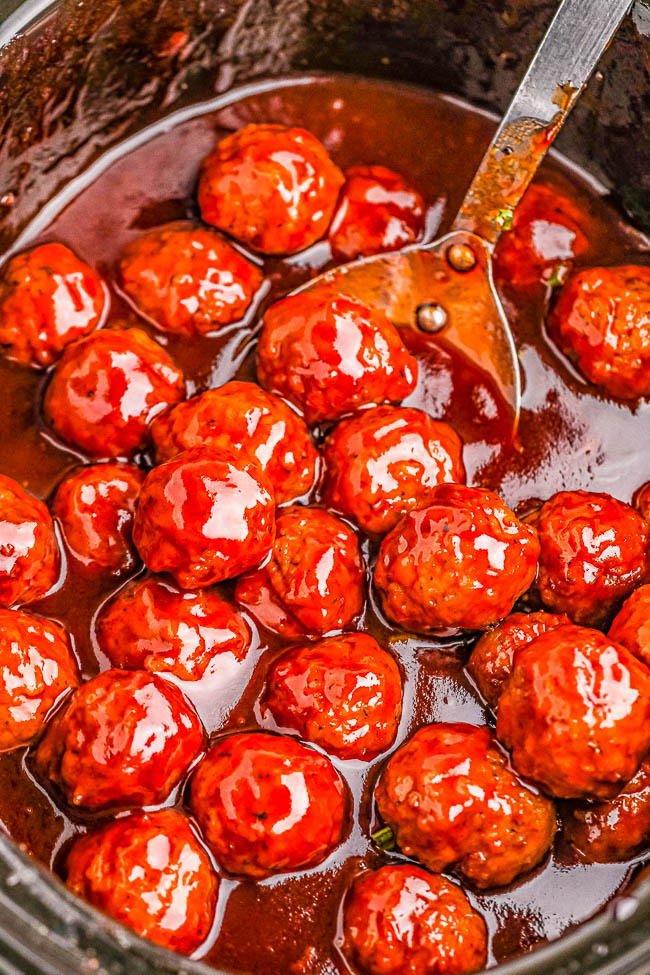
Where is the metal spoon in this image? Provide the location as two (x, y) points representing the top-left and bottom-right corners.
(294, 0), (632, 435)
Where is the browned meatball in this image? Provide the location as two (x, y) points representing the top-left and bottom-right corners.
(132, 447), (275, 588)
(548, 265), (650, 399)
(322, 405), (465, 535)
(609, 584), (650, 669)
(190, 731), (346, 878)
(262, 633), (403, 760)
(257, 291), (418, 425)
(497, 624), (650, 799)
(375, 722), (556, 889)
(235, 506), (364, 638)
(531, 490), (649, 626)
(66, 809), (219, 955)
(197, 124), (344, 255)
(119, 224), (262, 335)
(51, 463), (144, 576)
(467, 610), (571, 708)
(35, 669), (204, 810)
(342, 865), (488, 975)
(0, 242), (107, 367)
(375, 484), (540, 633)
(96, 576), (251, 681)
(564, 759), (650, 863)
(0, 474), (59, 608)
(0, 608), (78, 751)
(43, 327), (185, 458)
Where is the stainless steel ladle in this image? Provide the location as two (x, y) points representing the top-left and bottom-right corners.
(294, 0), (632, 435)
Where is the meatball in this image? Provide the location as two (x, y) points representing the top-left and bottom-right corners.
(262, 633), (403, 760)
(96, 576), (251, 681)
(118, 224), (262, 335)
(133, 447), (275, 589)
(197, 123), (344, 255)
(0, 242), (107, 368)
(634, 481), (650, 523)
(467, 610), (571, 708)
(374, 484), (540, 633)
(189, 731), (346, 877)
(531, 490), (649, 626)
(564, 760), (650, 863)
(0, 474), (59, 608)
(66, 809), (218, 954)
(548, 265), (650, 399)
(0, 608), (78, 751)
(375, 722), (556, 889)
(493, 184), (589, 289)
(235, 505), (364, 638)
(322, 405), (464, 534)
(329, 165), (425, 261)
(609, 584), (650, 668)
(34, 669), (204, 810)
(343, 865), (487, 975)
(43, 327), (185, 458)
(151, 381), (318, 504)
(496, 624), (650, 799)
(257, 291), (418, 425)
(52, 463), (144, 576)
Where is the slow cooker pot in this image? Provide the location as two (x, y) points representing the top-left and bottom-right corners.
(1, 1), (650, 972)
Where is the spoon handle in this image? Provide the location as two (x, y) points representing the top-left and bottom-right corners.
(453, 0), (632, 243)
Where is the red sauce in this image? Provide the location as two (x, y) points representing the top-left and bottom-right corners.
(0, 75), (649, 973)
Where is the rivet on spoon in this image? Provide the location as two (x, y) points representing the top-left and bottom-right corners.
(416, 302), (448, 333)
(447, 243), (477, 273)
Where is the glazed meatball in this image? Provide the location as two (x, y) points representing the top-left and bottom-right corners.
(151, 381), (318, 504)
(189, 731), (346, 877)
(257, 291), (418, 424)
(0, 608), (78, 751)
(564, 760), (650, 863)
(66, 809), (218, 954)
(133, 447), (275, 588)
(375, 484), (540, 633)
(322, 405), (464, 534)
(493, 184), (589, 289)
(262, 633), (403, 760)
(548, 265), (650, 399)
(375, 722), (556, 889)
(197, 123), (344, 255)
(497, 624), (650, 799)
(609, 584), (650, 668)
(52, 463), (144, 575)
(235, 505), (364, 638)
(35, 669), (204, 810)
(43, 327), (185, 458)
(467, 610), (571, 708)
(329, 165), (425, 261)
(0, 474), (59, 608)
(0, 242), (107, 367)
(531, 490), (649, 626)
(119, 224), (262, 335)
(634, 481), (650, 523)
(96, 576), (251, 681)
(343, 865), (487, 975)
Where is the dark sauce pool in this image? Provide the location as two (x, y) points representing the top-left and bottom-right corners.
(1, 75), (650, 974)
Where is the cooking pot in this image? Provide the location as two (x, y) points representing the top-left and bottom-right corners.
(0, 1), (650, 972)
